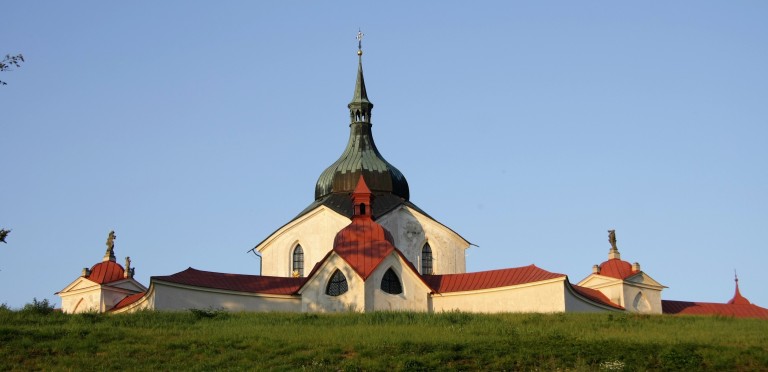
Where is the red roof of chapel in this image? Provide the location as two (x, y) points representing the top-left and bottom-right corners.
(662, 277), (768, 319)
(87, 261), (126, 284)
(152, 268), (305, 295)
(597, 258), (637, 280)
(331, 176), (398, 280)
(111, 292), (146, 311)
(422, 265), (564, 293)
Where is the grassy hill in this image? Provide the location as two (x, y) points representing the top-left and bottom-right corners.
(1, 307), (767, 371)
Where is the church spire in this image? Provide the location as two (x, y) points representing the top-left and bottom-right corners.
(314, 32), (409, 201)
(349, 30), (373, 123)
(728, 271), (751, 305)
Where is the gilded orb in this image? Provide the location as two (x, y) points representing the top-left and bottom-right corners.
(357, 49), (363, 56)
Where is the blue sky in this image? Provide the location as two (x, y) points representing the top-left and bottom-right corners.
(2, 2), (767, 309)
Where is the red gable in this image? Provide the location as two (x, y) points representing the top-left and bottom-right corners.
(423, 265), (564, 293)
(331, 176), (398, 280)
(332, 218), (396, 280)
(152, 268), (305, 295)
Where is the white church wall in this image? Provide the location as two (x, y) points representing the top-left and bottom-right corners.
(60, 289), (101, 314)
(622, 285), (663, 314)
(377, 206), (469, 275)
(579, 274), (663, 314)
(430, 278), (567, 313)
(300, 254), (366, 312)
(257, 206), (350, 277)
(151, 282), (301, 312)
(364, 254), (431, 312)
(58, 278), (104, 313)
(578, 275), (625, 307)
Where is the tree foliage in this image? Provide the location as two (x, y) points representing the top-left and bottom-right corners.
(0, 54), (24, 85)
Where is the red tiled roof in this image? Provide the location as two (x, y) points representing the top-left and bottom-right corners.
(597, 258), (636, 279)
(111, 292), (146, 311)
(570, 285), (624, 310)
(333, 217), (396, 280)
(662, 300), (768, 319)
(88, 261), (125, 284)
(422, 265), (565, 293)
(152, 268), (304, 295)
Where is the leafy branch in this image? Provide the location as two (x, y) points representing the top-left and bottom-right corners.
(0, 54), (25, 85)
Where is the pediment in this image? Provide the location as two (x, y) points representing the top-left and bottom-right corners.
(105, 278), (148, 292)
(58, 276), (98, 294)
(625, 272), (665, 288)
(577, 274), (621, 288)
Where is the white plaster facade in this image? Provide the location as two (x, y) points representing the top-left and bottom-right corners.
(577, 272), (665, 314)
(431, 277), (618, 314)
(377, 205), (469, 275)
(256, 206), (350, 277)
(256, 204), (469, 278)
(58, 276), (146, 314)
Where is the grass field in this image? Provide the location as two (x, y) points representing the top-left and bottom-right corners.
(1, 306), (767, 371)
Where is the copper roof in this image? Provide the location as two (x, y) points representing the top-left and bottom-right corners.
(152, 268), (305, 295)
(423, 265), (565, 293)
(314, 52), (409, 200)
(87, 261), (125, 284)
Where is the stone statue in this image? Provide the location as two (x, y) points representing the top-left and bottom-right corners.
(106, 230), (116, 250)
(608, 229), (617, 250)
(125, 256), (131, 270)
(104, 230), (117, 261)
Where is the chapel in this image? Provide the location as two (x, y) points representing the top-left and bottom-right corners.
(57, 38), (768, 319)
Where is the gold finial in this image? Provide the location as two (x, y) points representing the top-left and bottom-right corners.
(356, 29), (364, 56)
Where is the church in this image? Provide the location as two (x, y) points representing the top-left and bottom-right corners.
(57, 39), (768, 319)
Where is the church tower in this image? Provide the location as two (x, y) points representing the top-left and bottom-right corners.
(314, 33), (409, 202)
(252, 33), (470, 278)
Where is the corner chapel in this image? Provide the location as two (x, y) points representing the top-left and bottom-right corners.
(57, 38), (768, 319)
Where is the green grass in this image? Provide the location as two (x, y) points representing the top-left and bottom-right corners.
(1, 309), (767, 371)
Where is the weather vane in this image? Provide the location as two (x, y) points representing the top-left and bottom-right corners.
(357, 29), (364, 55)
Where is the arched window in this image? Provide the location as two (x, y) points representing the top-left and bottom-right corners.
(380, 268), (402, 295)
(326, 269), (348, 296)
(292, 245), (304, 277)
(421, 243), (433, 275)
